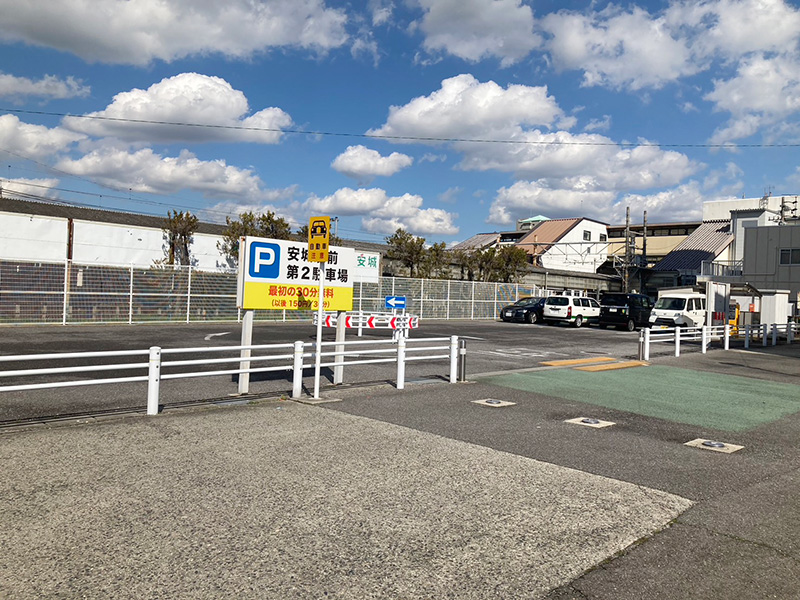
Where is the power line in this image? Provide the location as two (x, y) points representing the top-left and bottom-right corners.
(4, 107), (799, 148)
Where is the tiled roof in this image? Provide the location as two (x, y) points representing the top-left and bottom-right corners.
(653, 220), (732, 272)
(516, 218), (581, 255)
(0, 196), (388, 254)
(1, 196), (226, 235)
(450, 232), (500, 251)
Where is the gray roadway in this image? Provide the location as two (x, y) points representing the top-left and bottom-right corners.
(1, 321), (798, 598)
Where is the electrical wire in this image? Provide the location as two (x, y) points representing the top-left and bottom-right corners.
(4, 107), (799, 148)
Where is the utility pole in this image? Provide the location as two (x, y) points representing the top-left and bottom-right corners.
(623, 207), (631, 292)
(640, 210), (648, 294)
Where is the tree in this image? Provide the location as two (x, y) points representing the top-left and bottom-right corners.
(452, 249), (479, 280)
(161, 210), (198, 266)
(385, 228), (427, 277)
(418, 242), (452, 279)
(217, 211), (293, 265)
(457, 245), (529, 282)
(492, 246), (530, 282)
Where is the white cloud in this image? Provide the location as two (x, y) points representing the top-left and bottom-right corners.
(438, 186), (460, 204)
(303, 187), (458, 235)
(621, 181), (729, 223)
(369, 0), (394, 26)
(0, 114), (84, 159)
(541, 6), (697, 90)
(331, 145), (412, 182)
(61, 73), (293, 144)
(583, 115), (611, 132)
(666, 0), (800, 60)
(455, 130), (700, 190)
(369, 74), (565, 141)
(0, 0), (349, 65)
(0, 73), (89, 100)
(55, 147), (265, 199)
(705, 53), (800, 144)
(489, 180), (617, 224)
(2, 177), (61, 200)
(415, 0), (540, 66)
(202, 193), (300, 226)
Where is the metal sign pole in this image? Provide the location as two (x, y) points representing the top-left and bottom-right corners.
(313, 271), (325, 399)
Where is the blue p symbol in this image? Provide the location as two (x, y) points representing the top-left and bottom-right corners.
(248, 242), (280, 279)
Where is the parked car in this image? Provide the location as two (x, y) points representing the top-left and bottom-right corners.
(649, 292), (707, 329)
(508, 297), (546, 324)
(598, 293), (653, 331)
(499, 297), (534, 322)
(543, 295), (601, 327)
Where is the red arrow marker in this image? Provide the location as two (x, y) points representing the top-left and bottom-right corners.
(345, 315), (352, 328)
(367, 316), (375, 328)
(325, 315), (332, 327)
(390, 317), (397, 329)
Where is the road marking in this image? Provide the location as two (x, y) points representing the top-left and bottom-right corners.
(541, 357), (616, 367)
(565, 417), (616, 428)
(684, 438), (744, 454)
(459, 335), (485, 340)
(204, 332), (232, 341)
(574, 360), (648, 372)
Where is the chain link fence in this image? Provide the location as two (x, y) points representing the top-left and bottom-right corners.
(0, 258), (549, 326)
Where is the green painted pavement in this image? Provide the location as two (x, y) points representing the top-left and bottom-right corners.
(478, 365), (800, 432)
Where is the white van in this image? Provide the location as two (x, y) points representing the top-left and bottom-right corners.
(649, 292), (707, 329)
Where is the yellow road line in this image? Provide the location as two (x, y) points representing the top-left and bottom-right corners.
(540, 357), (617, 367)
(574, 361), (649, 372)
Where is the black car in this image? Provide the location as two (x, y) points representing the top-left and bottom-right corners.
(598, 293), (653, 331)
(500, 297), (545, 324)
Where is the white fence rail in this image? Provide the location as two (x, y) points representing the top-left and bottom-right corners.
(0, 258), (550, 325)
(0, 335), (461, 416)
(642, 322), (798, 360)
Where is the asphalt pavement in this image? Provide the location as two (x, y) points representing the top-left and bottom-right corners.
(1, 322), (799, 598)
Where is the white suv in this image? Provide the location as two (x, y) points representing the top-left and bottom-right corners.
(543, 296), (601, 328)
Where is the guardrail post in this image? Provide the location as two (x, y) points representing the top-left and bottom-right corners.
(449, 336), (458, 383)
(238, 309), (253, 394)
(396, 335), (406, 390)
(637, 329), (644, 360)
(457, 338), (467, 382)
(724, 324), (730, 350)
(674, 326), (681, 357)
(643, 328), (650, 361)
(701, 326), (708, 354)
(789, 323), (795, 344)
(772, 324), (778, 346)
(334, 311), (346, 384)
(147, 346), (161, 415)
(292, 341), (304, 398)
(762, 323), (768, 347)
(745, 324), (750, 349)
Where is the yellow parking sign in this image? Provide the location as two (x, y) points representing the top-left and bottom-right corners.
(308, 216), (330, 263)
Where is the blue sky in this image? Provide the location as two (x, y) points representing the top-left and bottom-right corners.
(1, 0), (799, 246)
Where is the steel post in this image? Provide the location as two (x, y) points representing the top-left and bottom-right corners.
(147, 346), (161, 415)
(396, 335), (406, 390)
(292, 341), (304, 398)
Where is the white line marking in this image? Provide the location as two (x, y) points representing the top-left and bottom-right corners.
(204, 332), (232, 341)
(459, 335), (485, 340)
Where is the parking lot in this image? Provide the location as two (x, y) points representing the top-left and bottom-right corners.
(1, 318), (799, 599)
(0, 317), (653, 423)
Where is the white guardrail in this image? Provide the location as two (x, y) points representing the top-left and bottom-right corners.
(641, 322), (799, 361)
(0, 335), (461, 416)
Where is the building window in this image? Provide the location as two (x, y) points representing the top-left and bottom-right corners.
(779, 248), (800, 265)
(583, 230), (591, 241)
(599, 233), (607, 242)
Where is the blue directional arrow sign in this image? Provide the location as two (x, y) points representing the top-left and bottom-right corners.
(385, 295), (407, 310)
